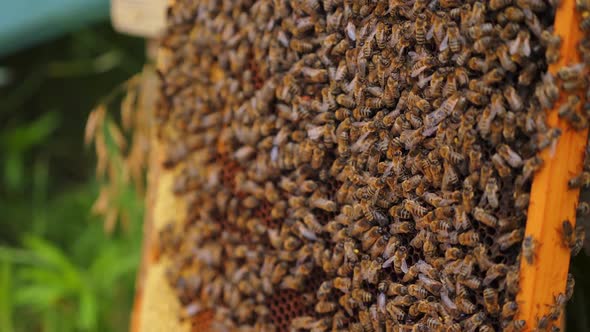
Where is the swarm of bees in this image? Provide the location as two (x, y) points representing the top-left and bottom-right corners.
(156, 0), (590, 331)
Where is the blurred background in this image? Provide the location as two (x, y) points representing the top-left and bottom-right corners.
(0, 1), (148, 331)
(2, 1), (590, 332)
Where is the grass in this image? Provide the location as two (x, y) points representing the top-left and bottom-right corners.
(0, 23), (145, 332)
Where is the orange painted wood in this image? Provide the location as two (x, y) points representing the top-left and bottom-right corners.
(516, 0), (587, 329)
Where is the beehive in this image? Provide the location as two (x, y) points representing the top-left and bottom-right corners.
(137, 0), (590, 331)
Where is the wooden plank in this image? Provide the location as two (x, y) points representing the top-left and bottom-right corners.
(516, 0), (587, 329)
(110, 0), (167, 37)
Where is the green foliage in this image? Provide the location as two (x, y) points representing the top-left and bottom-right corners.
(0, 23), (145, 332)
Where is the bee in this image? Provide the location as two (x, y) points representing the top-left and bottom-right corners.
(295, 0), (321, 14)
(484, 263), (509, 286)
(331, 38), (350, 56)
(330, 310), (347, 330)
(382, 234), (401, 259)
(377, 280), (405, 297)
(498, 21), (520, 41)
(385, 301), (405, 322)
(568, 171), (590, 188)
(504, 320), (526, 332)
(578, 201), (590, 215)
(446, 22), (462, 53)
(522, 156), (544, 183)
(492, 153), (512, 178)
(369, 235), (390, 258)
(490, 0), (512, 10)
(470, 79), (494, 96)
(548, 293), (567, 320)
(420, 317), (442, 331)
(407, 284), (428, 299)
(477, 107), (496, 137)
(423, 192), (455, 209)
(429, 216), (451, 233)
(483, 177), (500, 209)
(335, 262), (354, 279)
(315, 300), (337, 314)
(270, 261), (289, 284)
(336, 94), (356, 108)
(389, 295), (415, 310)
(446, 323), (462, 332)
(351, 288), (373, 303)
(442, 162), (459, 190)
(511, 30), (532, 58)
(558, 94), (581, 119)
(569, 226), (587, 257)
(513, 190), (531, 210)
(573, 224), (586, 256)
(404, 199), (428, 217)
(361, 226), (384, 251)
(474, 36), (494, 54)
(316, 280), (333, 300)
(343, 20), (357, 42)
(301, 67), (328, 84)
(506, 268), (520, 295)
(468, 22), (494, 39)
(439, 145), (465, 165)
(291, 316), (320, 330)
(522, 235), (539, 265)
(479, 325), (494, 332)
(566, 273), (575, 300)
(483, 288), (500, 315)
(535, 87), (554, 113)
(311, 196), (337, 212)
(425, 71), (445, 99)
(504, 86), (523, 112)
(445, 247), (464, 261)
(519, 62), (539, 86)
(361, 258), (382, 284)
(334, 60), (349, 83)
(463, 312), (486, 331)
(534, 315), (551, 331)
(462, 275), (483, 291)
(389, 247), (408, 274)
(369, 307), (385, 332)
(483, 68), (506, 86)
(389, 205), (411, 220)
(290, 38), (315, 53)
(498, 229), (524, 250)
(562, 77), (587, 93)
(414, 300), (437, 318)
(474, 207), (498, 228)
(456, 48), (472, 67)
(391, 221), (414, 234)
(467, 151), (483, 178)
(558, 63), (584, 81)
(414, 13), (428, 45)
(419, 273), (443, 295)
(402, 174), (423, 192)
(280, 274), (304, 291)
(423, 236), (438, 258)
(498, 144), (523, 168)
(561, 219), (576, 250)
(348, 217), (373, 238)
(502, 301), (519, 319)
(442, 73), (458, 98)
(458, 230), (480, 247)
(284, 235), (303, 251)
